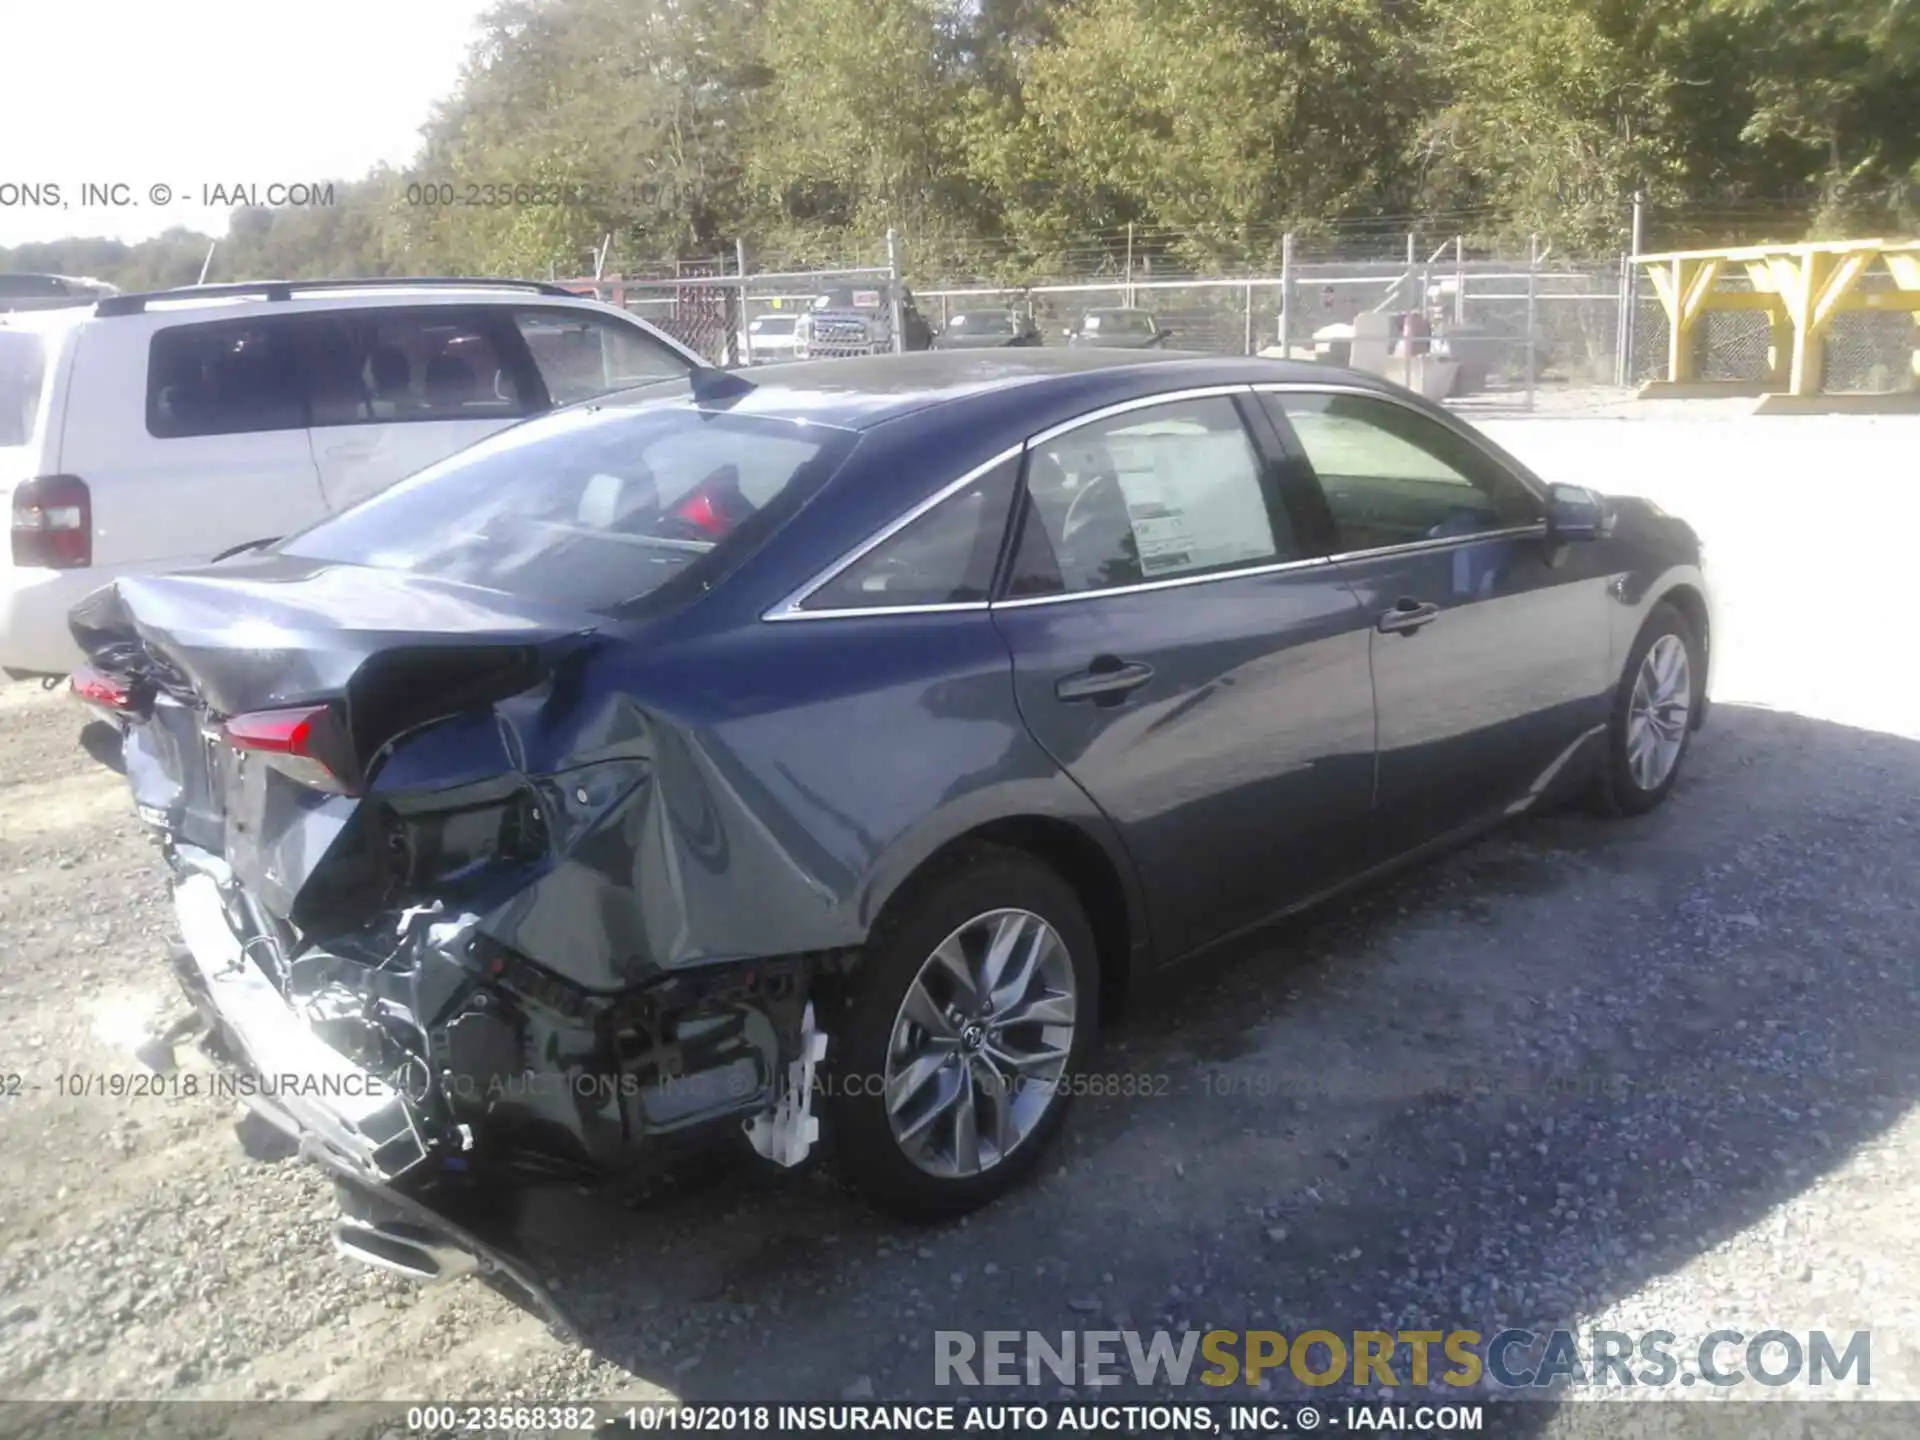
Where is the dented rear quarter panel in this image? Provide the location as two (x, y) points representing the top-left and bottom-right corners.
(453, 601), (1141, 994)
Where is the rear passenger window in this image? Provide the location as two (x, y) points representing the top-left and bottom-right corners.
(799, 458), (1019, 611)
(147, 320), (306, 438)
(306, 310), (534, 427)
(1009, 396), (1292, 596)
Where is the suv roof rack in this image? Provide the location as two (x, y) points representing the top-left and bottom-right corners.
(94, 276), (580, 317)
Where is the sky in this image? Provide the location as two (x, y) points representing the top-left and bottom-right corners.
(0, 0), (493, 248)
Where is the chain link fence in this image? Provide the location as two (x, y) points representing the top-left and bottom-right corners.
(574, 227), (1918, 405)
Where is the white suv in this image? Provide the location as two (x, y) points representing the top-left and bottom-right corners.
(0, 278), (703, 677)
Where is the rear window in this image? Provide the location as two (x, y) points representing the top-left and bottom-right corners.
(954, 313), (1015, 335)
(0, 331), (48, 447)
(279, 401), (858, 612)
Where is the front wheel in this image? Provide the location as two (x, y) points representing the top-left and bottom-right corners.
(1591, 601), (1701, 816)
(827, 848), (1098, 1220)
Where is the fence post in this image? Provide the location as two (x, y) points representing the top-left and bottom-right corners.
(1526, 234), (1539, 412)
(1125, 223), (1135, 309)
(1243, 281), (1254, 356)
(735, 238), (749, 366)
(1452, 237), (1464, 326)
(1621, 191), (1645, 386)
(1613, 252), (1630, 387)
(1282, 234), (1297, 360)
(886, 227), (906, 355)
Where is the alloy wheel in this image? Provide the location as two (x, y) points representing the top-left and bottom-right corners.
(1626, 632), (1692, 791)
(883, 908), (1078, 1178)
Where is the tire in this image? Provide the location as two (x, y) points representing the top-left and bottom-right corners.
(1590, 601), (1702, 817)
(826, 846), (1099, 1220)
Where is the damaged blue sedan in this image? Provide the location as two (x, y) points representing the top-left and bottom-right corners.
(69, 350), (1712, 1321)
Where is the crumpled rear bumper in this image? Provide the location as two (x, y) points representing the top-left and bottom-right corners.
(152, 848), (575, 1336)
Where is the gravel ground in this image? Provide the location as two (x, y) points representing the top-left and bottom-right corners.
(1, 412), (1917, 1428)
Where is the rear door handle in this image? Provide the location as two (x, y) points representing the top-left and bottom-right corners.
(1378, 599), (1440, 635)
(1055, 657), (1155, 703)
(324, 441), (378, 459)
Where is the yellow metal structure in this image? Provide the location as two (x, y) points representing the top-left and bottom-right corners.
(1635, 238), (1920, 396)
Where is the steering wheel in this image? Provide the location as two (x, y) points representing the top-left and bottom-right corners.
(1062, 473), (1122, 547)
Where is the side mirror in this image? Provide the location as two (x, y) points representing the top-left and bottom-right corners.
(1546, 483), (1612, 542)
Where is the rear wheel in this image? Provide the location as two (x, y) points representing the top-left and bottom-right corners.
(827, 848), (1098, 1220)
(1591, 602), (1700, 817)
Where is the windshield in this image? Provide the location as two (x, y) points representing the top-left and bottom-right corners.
(0, 331), (47, 447)
(953, 313), (1014, 335)
(751, 316), (797, 335)
(281, 401), (858, 613)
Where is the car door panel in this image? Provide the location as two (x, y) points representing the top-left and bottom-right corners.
(1258, 388), (1614, 856)
(991, 392), (1377, 964)
(996, 576), (1376, 960)
(1334, 537), (1612, 851)
(62, 313), (329, 569)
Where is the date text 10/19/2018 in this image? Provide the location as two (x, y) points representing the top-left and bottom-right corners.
(403, 1403), (1486, 1434)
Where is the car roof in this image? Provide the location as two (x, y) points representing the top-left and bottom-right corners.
(599, 350), (1390, 431)
(0, 305), (92, 335)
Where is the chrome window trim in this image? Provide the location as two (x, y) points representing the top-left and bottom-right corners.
(763, 382), (1563, 623)
(1324, 523), (1548, 564)
(1024, 384), (1254, 450)
(763, 441), (1026, 622)
(1248, 381), (1552, 507)
(992, 554), (1330, 610)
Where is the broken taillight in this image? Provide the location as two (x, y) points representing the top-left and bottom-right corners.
(222, 704), (350, 792)
(11, 475), (92, 568)
(69, 664), (131, 711)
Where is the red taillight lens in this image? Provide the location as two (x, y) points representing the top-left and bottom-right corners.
(69, 664), (131, 712)
(222, 704), (347, 791)
(11, 475), (92, 568)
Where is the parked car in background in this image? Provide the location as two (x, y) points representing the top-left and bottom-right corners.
(79, 350), (1712, 1314)
(0, 278), (700, 678)
(0, 273), (121, 314)
(793, 284), (933, 359)
(933, 309), (1042, 349)
(744, 312), (801, 363)
(1065, 307), (1171, 349)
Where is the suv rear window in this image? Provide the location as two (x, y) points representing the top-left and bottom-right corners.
(279, 400), (858, 612)
(0, 331), (47, 447)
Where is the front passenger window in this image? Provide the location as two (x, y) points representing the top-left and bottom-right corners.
(1264, 393), (1541, 553)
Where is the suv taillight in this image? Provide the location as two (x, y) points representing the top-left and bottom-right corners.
(11, 475), (92, 568)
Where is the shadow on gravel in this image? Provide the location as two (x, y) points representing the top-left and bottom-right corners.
(505, 702), (1918, 1428)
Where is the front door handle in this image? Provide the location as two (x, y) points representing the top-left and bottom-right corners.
(1378, 599), (1440, 635)
(1055, 656), (1155, 703)
(324, 441), (378, 460)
